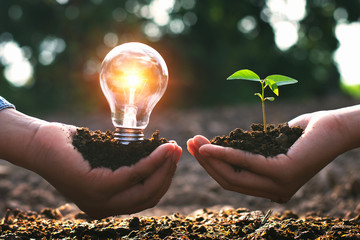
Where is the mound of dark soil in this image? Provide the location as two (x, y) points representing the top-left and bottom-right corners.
(1, 207), (360, 239)
(72, 128), (168, 170)
(211, 123), (303, 157)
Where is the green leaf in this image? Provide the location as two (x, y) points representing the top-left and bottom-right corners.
(265, 75), (298, 86)
(227, 69), (261, 82)
(254, 93), (263, 100)
(265, 78), (279, 96)
(265, 97), (275, 101)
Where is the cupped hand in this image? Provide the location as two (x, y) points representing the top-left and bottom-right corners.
(187, 109), (351, 203)
(28, 122), (182, 219)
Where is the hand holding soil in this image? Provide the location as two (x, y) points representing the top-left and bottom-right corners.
(32, 123), (182, 219)
(0, 108), (182, 219)
(187, 105), (360, 204)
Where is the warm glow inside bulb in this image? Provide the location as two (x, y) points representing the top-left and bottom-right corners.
(126, 73), (141, 89)
(100, 42), (168, 143)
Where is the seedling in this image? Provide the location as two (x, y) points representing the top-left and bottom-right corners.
(227, 69), (298, 133)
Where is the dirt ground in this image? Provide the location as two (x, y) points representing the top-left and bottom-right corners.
(1, 94), (360, 219)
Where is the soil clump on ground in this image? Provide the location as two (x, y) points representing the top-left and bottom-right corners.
(72, 128), (168, 170)
(211, 123), (303, 157)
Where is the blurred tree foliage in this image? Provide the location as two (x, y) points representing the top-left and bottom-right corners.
(0, 0), (359, 114)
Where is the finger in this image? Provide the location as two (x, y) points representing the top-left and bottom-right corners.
(198, 144), (282, 177)
(193, 146), (285, 202)
(187, 135), (210, 157)
(193, 135), (211, 146)
(141, 144), (180, 201)
(199, 154), (280, 198)
(187, 138), (196, 156)
(172, 143), (182, 164)
(87, 143), (176, 195)
(118, 142), (175, 183)
(188, 139), (236, 193)
(80, 145), (179, 218)
(189, 137), (276, 198)
(187, 137), (214, 172)
(288, 113), (312, 129)
(105, 149), (178, 215)
(133, 150), (179, 212)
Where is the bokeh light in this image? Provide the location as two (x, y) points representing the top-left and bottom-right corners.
(0, 39), (33, 87)
(334, 22), (360, 87)
(264, 0), (307, 51)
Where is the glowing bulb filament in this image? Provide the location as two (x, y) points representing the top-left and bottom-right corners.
(122, 74), (140, 128)
(123, 105), (137, 128)
(127, 74), (141, 88)
(129, 87), (136, 106)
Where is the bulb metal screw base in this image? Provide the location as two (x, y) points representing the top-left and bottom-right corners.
(115, 127), (144, 145)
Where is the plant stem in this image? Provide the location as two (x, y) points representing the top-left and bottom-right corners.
(262, 99), (267, 132)
(261, 81), (267, 133)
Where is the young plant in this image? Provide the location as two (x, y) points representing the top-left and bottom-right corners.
(227, 69), (298, 133)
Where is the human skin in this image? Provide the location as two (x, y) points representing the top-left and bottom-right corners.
(187, 105), (360, 203)
(0, 108), (182, 219)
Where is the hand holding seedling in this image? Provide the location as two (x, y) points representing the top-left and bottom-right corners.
(188, 105), (360, 203)
(227, 69), (298, 132)
(0, 108), (182, 219)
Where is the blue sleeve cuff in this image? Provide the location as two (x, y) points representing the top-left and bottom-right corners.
(0, 96), (16, 111)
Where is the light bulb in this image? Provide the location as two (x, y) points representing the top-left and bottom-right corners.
(100, 42), (168, 144)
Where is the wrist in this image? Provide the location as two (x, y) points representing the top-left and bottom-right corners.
(0, 108), (45, 168)
(333, 105), (360, 151)
(0, 96), (15, 110)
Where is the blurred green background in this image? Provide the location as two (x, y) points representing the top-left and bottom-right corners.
(1, 0), (360, 115)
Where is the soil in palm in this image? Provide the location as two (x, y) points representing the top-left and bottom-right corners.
(72, 128), (168, 170)
(210, 123), (303, 157)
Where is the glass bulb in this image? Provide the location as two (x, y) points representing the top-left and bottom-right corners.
(100, 42), (168, 144)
